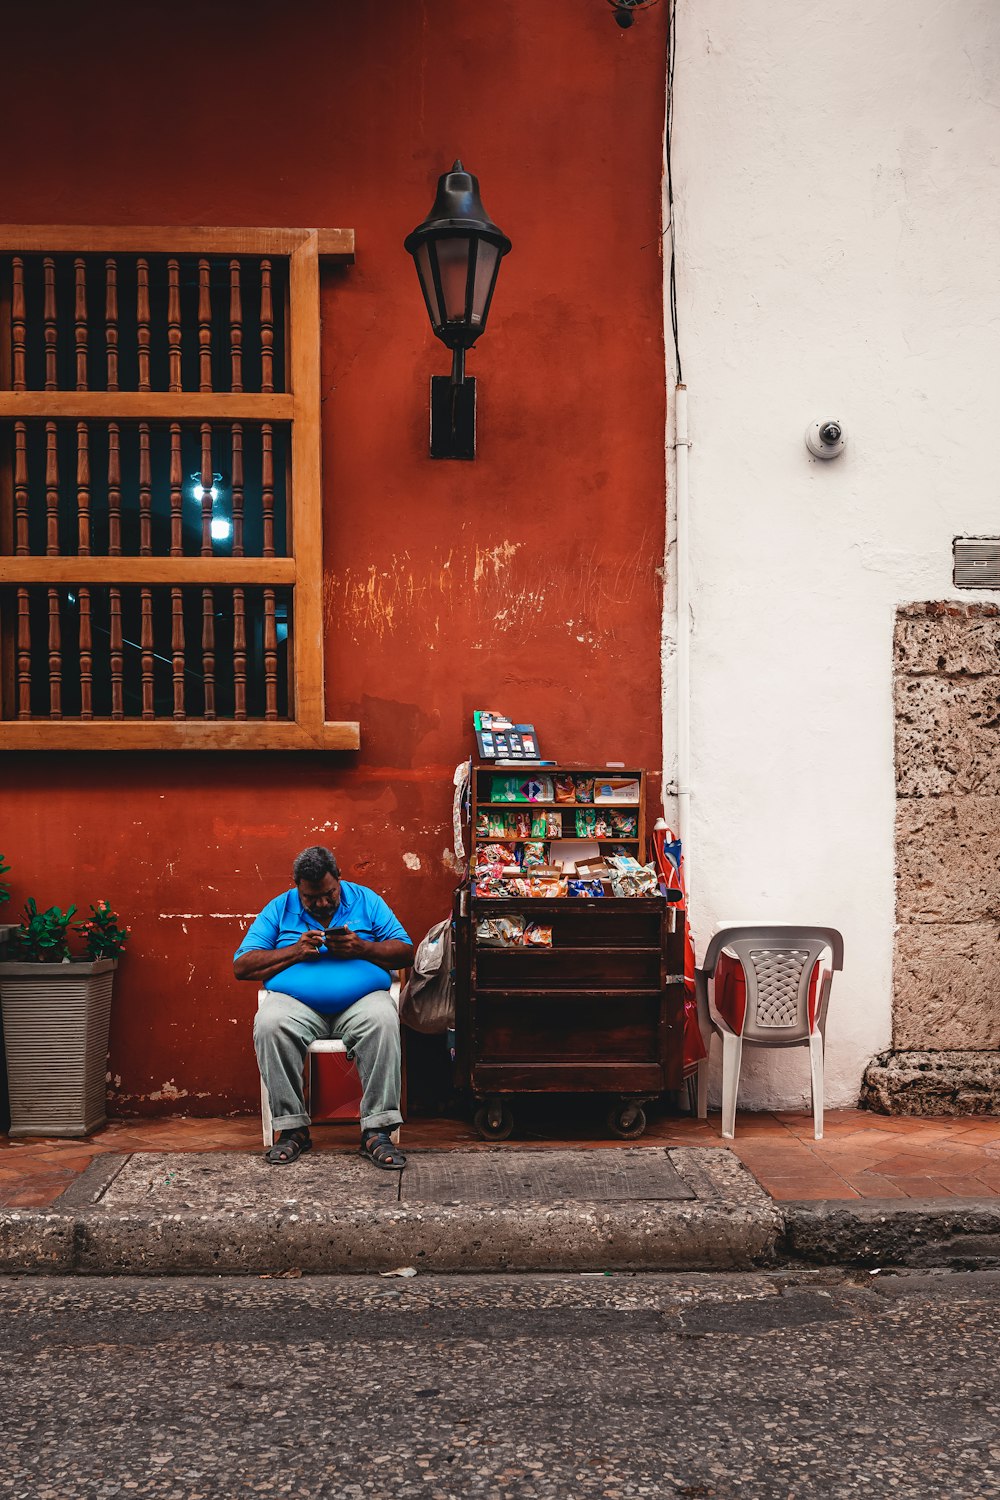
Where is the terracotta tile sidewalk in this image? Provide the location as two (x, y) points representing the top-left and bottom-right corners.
(4, 1109), (1000, 1210)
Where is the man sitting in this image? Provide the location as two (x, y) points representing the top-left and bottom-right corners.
(234, 845), (414, 1169)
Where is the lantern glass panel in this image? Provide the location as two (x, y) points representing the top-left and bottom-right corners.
(470, 242), (500, 326)
(415, 242), (443, 327)
(436, 235), (473, 322)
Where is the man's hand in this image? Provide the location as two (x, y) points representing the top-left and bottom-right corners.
(295, 929), (327, 960)
(323, 926), (364, 958)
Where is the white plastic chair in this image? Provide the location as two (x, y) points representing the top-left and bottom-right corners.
(693, 926), (844, 1140)
(259, 979), (401, 1147)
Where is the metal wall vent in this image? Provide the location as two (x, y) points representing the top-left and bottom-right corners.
(954, 538), (1000, 589)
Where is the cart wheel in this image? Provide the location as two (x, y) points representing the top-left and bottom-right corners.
(473, 1101), (515, 1141)
(607, 1102), (647, 1140)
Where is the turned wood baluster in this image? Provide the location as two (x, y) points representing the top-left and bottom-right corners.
(169, 422), (183, 556)
(76, 421), (91, 556)
(262, 422), (275, 557)
(105, 258), (119, 391)
(138, 423), (152, 554)
(74, 258), (88, 390)
(199, 424), (216, 718)
(263, 588), (278, 720)
(47, 586), (62, 718)
(260, 259), (274, 393)
(108, 425), (123, 717)
(45, 422), (59, 556)
(171, 588), (186, 719)
(137, 258), (151, 391)
(140, 589), (154, 719)
(198, 258), (212, 392)
(108, 423), (122, 555)
(43, 257), (57, 390)
(12, 257), (26, 391)
(16, 589), (31, 718)
(78, 586), (93, 719)
(109, 585), (123, 719)
(229, 260), (243, 393)
(231, 426), (246, 718)
(14, 422), (28, 555)
(167, 258), (182, 392)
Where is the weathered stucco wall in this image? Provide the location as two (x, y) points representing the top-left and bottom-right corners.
(667, 0), (1000, 1106)
(894, 604), (1000, 1050)
(1, 0), (669, 1112)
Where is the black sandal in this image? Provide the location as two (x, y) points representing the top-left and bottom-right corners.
(265, 1127), (312, 1165)
(360, 1129), (406, 1170)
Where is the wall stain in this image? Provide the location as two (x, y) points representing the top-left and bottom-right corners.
(326, 534), (656, 645)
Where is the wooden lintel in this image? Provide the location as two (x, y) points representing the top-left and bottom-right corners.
(0, 393), (294, 421)
(0, 226), (355, 260)
(0, 719), (361, 751)
(0, 558), (297, 585)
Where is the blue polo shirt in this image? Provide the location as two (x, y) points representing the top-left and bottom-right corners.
(235, 882), (411, 1015)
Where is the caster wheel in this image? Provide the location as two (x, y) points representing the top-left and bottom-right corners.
(607, 1103), (647, 1140)
(473, 1102), (515, 1141)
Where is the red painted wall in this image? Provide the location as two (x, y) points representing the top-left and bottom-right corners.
(1, 0), (668, 1113)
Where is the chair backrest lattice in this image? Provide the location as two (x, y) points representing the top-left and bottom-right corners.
(698, 925), (844, 1049)
(750, 948), (809, 1028)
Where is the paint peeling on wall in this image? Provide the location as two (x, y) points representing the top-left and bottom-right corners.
(326, 536), (657, 645)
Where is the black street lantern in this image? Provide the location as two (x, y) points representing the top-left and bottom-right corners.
(404, 160), (511, 459)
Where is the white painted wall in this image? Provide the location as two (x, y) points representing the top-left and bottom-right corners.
(664, 0), (1000, 1106)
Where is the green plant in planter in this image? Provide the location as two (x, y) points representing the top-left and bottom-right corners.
(16, 898), (77, 962)
(0, 854), (10, 907)
(75, 900), (130, 961)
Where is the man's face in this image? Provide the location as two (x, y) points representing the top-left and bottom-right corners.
(297, 873), (342, 922)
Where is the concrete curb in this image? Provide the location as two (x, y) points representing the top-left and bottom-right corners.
(0, 1148), (783, 1276)
(782, 1198), (1000, 1268)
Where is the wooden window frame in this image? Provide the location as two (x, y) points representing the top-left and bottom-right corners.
(0, 225), (359, 751)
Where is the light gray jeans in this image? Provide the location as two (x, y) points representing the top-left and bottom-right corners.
(253, 988), (403, 1134)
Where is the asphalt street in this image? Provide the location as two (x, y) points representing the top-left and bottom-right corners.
(2, 1269), (1000, 1498)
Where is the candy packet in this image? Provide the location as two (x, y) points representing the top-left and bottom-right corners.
(476, 916), (525, 946)
(523, 922), (553, 946)
(574, 776), (595, 804)
(554, 774), (577, 804)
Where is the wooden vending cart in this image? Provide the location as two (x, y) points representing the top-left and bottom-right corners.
(454, 764), (686, 1140)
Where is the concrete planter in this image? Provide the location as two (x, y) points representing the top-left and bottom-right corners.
(0, 923), (17, 957)
(0, 958), (117, 1137)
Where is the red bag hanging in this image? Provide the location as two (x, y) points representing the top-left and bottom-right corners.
(650, 824), (707, 1070)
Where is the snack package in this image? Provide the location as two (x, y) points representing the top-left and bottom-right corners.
(513, 809), (533, 839)
(594, 777), (641, 803)
(476, 811), (491, 836)
(568, 878), (605, 898)
(609, 854), (660, 897)
(477, 842), (512, 867)
(574, 776), (595, 804)
(523, 922), (553, 946)
(575, 808), (598, 838)
(611, 810), (639, 837)
(488, 811), (508, 838)
(491, 776), (524, 803)
(530, 810), (548, 837)
(521, 841), (548, 868)
(476, 915), (525, 946)
(518, 776), (554, 803)
(526, 875), (568, 898)
(545, 809), (563, 837)
(593, 812), (612, 839)
(554, 774), (577, 804)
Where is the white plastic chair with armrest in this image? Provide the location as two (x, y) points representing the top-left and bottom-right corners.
(259, 977), (402, 1148)
(693, 926), (844, 1140)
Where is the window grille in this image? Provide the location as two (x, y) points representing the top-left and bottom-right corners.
(0, 227), (358, 750)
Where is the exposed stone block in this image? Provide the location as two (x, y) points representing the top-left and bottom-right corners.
(897, 795), (1000, 922)
(893, 921), (1000, 1049)
(894, 674), (1000, 796)
(895, 603), (1000, 678)
(861, 1049), (1000, 1116)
